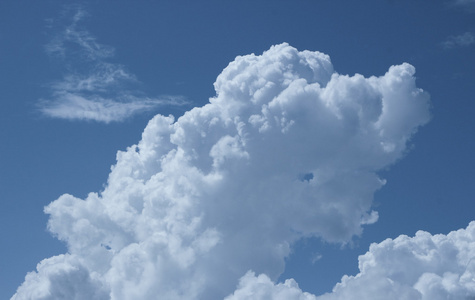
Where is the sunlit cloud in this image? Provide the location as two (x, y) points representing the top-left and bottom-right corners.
(14, 43), (434, 299)
(229, 222), (475, 300)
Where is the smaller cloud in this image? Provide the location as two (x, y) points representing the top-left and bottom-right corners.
(310, 253), (322, 265)
(451, 0), (475, 12)
(442, 32), (475, 49)
(40, 7), (186, 123)
(453, 0), (475, 6)
(226, 221), (475, 300)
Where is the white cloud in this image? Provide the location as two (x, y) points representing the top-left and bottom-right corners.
(225, 271), (318, 300)
(229, 222), (475, 300)
(39, 93), (185, 124)
(320, 222), (475, 299)
(12, 254), (109, 300)
(311, 253), (323, 264)
(442, 32), (475, 49)
(39, 8), (185, 123)
(14, 43), (431, 299)
(45, 7), (114, 61)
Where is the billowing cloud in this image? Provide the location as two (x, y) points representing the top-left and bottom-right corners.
(39, 8), (186, 123)
(442, 32), (475, 49)
(14, 43), (431, 299)
(229, 222), (475, 300)
(225, 272), (318, 300)
(11, 255), (109, 300)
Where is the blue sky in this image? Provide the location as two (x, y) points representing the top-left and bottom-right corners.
(1, 1), (475, 299)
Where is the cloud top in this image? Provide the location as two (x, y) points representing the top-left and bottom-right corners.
(14, 43), (430, 299)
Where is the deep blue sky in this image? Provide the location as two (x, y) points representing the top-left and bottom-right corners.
(1, 1), (474, 298)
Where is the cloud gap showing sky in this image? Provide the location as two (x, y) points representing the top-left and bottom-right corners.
(38, 7), (186, 123)
(15, 40), (471, 299)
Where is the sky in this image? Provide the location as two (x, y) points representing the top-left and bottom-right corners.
(1, 0), (475, 299)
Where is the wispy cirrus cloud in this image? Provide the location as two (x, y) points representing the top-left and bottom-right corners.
(44, 8), (114, 61)
(451, 0), (475, 12)
(39, 93), (186, 124)
(442, 32), (475, 49)
(453, 0), (475, 4)
(39, 7), (186, 123)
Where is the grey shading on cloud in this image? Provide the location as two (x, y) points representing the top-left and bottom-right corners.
(14, 43), (431, 299)
(39, 8), (186, 123)
(229, 222), (475, 300)
(442, 32), (475, 49)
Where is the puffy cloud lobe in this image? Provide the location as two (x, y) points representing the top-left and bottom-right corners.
(14, 43), (430, 299)
(225, 271), (317, 300)
(231, 222), (475, 300)
(12, 255), (108, 300)
(322, 221), (475, 300)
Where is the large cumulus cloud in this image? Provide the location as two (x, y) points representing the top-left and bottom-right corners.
(13, 43), (431, 299)
(228, 222), (475, 300)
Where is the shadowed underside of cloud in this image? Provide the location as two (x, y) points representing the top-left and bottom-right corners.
(38, 8), (185, 123)
(14, 43), (435, 299)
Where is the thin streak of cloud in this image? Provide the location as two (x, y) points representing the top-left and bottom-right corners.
(442, 32), (475, 49)
(450, 0), (475, 12)
(45, 8), (114, 61)
(51, 64), (136, 93)
(40, 7), (186, 123)
(453, 0), (475, 6)
(39, 94), (187, 124)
